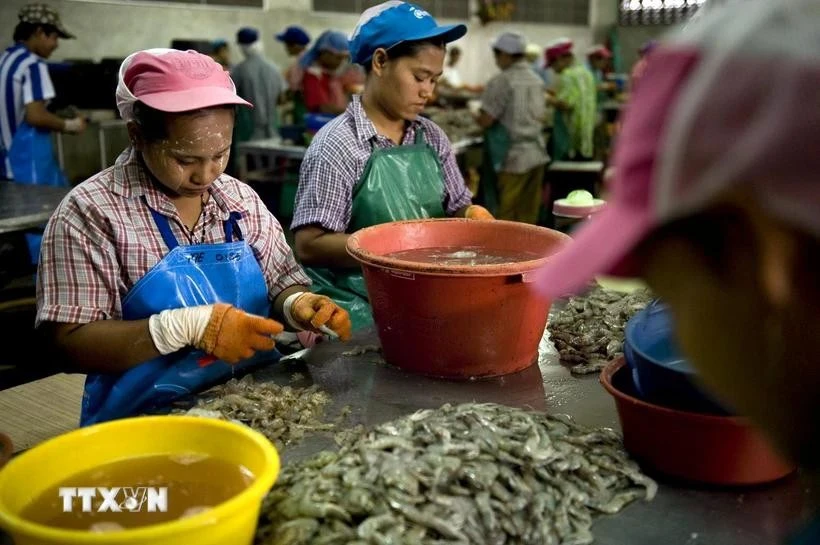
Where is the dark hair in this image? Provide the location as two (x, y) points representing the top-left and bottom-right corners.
(13, 22), (59, 42)
(364, 38), (447, 74)
(492, 48), (525, 61)
(449, 46), (462, 56)
(132, 101), (236, 143)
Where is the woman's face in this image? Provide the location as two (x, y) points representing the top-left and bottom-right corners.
(135, 108), (234, 199)
(319, 50), (348, 72)
(377, 45), (445, 121)
(639, 202), (820, 468)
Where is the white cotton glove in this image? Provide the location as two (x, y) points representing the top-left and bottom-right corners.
(62, 117), (87, 134)
(148, 304), (284, 364)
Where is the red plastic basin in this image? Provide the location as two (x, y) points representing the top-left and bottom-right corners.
(601, 358), (796, 485)
(346, 219), (571, 379)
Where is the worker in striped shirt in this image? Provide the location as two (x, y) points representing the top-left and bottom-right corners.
(0, 3), (86, 181)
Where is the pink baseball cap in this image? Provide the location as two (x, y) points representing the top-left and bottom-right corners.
(116, 49), (250, 121)
(536, 0), (820, 299)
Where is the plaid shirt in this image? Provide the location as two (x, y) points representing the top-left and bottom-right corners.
(481, 59), (549, 174)
(36, 147), (309, 326)
(291, 95), (473, 233)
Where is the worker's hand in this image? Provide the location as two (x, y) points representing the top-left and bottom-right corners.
(63, 117), (87, 134)
(465, 205), (494, 221)
(198, 304), (283, 363)
(290, 293), (352, 341)
(148, 304), (283, 365)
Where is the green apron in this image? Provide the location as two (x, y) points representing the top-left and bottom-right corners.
(305, 126), (447, 330)
(551, 109), (571, 162)
(292, 92), (307, 128)
(478, 122), (510, 216)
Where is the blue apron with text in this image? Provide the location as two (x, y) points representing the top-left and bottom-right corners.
(81, 201), (279, 426)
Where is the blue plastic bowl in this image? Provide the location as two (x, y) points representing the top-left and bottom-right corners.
(624, 300), (732, 415)
(278, 124), (305, 145)
(304, 113), (336, 132)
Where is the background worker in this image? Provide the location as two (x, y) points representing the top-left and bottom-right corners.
(476, 32), (548, 225)
(0, 3), (86, 183)
(545, 38), (596, 161)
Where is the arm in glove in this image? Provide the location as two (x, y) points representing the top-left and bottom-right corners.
(288, 293), (352, 341)
(465, 204), (494, 220)
(148, 303), (284, 364)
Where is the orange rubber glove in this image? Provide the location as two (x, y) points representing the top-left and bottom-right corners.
(465, 204), (494, 220)
(197, 303), (284, 364)
(290, 293), (352, 341)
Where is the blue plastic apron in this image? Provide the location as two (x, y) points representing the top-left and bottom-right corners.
(80, 199), (279, 426)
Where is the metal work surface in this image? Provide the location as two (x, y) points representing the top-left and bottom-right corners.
(0, 183), (68, 234)
(260, 329), (810, 545)
(236, 136), (483, 160)
(0, 329), (810, 544)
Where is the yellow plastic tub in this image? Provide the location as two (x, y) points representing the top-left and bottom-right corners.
(0, 416), (279, 545)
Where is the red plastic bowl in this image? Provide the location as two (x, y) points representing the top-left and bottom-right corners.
(600, 358), (795, 485)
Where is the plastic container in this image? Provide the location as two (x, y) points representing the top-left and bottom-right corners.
(277, 124), (305, 146)
(0, 416), (279, 545)
(303, 113), (336, 145)
(347, 218), (571, 379)
(552, 190), (606, 233)
(25, 232), (43, 266)
(624, 300), (731, 415)
(601, 358), (795, 485)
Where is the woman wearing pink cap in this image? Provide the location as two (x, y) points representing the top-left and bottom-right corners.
(537, 2), (818, 542)
(34, 49), (352, 425)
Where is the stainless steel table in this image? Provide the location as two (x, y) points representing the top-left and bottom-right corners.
(255, 329), (811, 545)
(0, 328), (810, 544)
(235, 137), (484, 184)
(0, 182), (68, 234)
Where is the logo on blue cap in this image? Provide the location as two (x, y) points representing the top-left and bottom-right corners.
(349, 1), (467, 66)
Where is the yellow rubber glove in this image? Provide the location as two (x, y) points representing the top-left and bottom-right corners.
(197, 303), (284, 364)
(291, 293), (352, 341)
(465, 204), (494, 220)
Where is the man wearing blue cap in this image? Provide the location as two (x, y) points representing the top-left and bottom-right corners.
(292, 1), (493, 330)
(277, 26), (311, 57)
(278, 25), (311, 94)
(230, 26), (285, 144)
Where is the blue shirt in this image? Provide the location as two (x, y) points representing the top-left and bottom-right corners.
(0, 43), (56, 179)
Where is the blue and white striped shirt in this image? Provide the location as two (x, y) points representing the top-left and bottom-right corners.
(0, 43), (56, 179)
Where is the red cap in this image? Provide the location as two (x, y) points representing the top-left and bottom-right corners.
(588, 45), (612, 59)
(123, 50), (251, 113)
(545, 39), (573, 66)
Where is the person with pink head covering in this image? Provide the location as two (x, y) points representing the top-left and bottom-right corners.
(628, 39), (657, 93)
(545, 38), (596, 161)
(35, 49), (351, 425)
(537, 2), (819, 540)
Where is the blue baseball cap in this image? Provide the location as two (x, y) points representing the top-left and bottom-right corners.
(276, 26), (311, 46)
(349, 1), (467, 66)
(237, 27), (259, 45)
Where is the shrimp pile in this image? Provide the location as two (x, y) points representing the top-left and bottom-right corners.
(549, 286), (653, 375)
(257, 403), (656, 545)
(179, 375), (345, 450)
